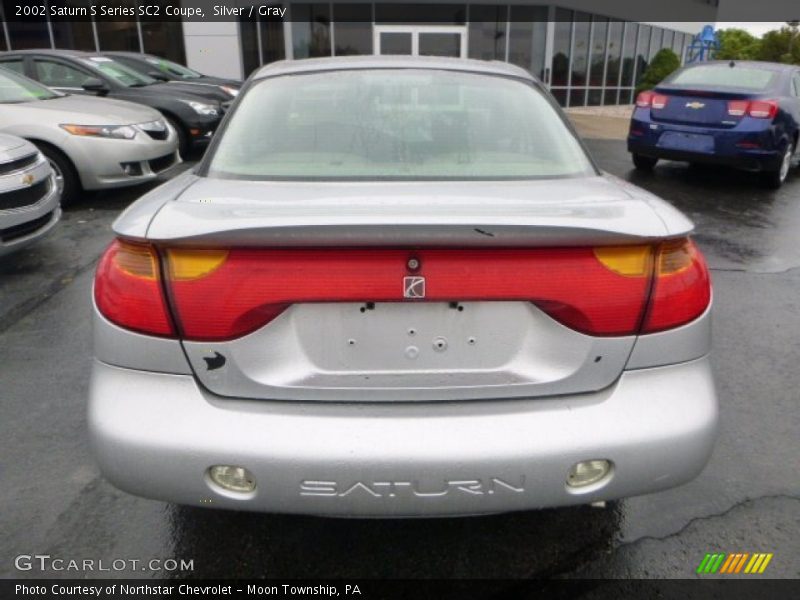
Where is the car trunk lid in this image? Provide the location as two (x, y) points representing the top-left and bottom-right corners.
(138, 175), (691, 402)
(648, 87), (760, 128)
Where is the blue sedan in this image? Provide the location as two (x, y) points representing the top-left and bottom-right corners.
(628, 61), (800, 188)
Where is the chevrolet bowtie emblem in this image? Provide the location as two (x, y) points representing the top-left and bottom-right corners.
(686, 101), (705, 109)
(21, 173), (34, 186)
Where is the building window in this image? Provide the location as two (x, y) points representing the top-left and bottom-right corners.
(468, 5), (507, 62)
(141, 21), (186, 64)
(605, 20), (623, 88)
(673, 31), (686, 61)
(6, 20), (50, 50)
(333, 4), (373, 55)
(291, 3), (332, 58)
(648, 26), (662, 61)
(96, 21), (140, 51)
(374, 4), (465, 24)
(570, 13), (590, 89)
(51, 21), (96, 50)
(634, 24), (650, 85)
(239, 18), (260, 77)
(508, 6), (547, 80)
(662, 29), (674, 54)
(551, 9), (572, 89)
(620, 22), (637, 88)
(588, 16), (607, 87)
(261, 14), (286, 64)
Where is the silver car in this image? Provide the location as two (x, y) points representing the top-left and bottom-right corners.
(0, 133), (60, 257)
(89, 57), (717, 517)
(0, 67), (179, 204)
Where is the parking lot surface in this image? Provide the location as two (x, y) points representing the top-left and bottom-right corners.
(1, 140), (798, 581)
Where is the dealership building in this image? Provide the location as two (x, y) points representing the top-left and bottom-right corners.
(0, 1), (718, 106)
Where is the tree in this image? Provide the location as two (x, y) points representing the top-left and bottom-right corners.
(715, 28), (761, 60)
(635, 48), (681, 94)
(757, 27), (800, 64)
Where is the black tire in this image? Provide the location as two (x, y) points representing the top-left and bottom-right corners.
(36, 144), (79, 206)
(632, 153), (658, 171)
(759, 143), (793, 190)
(164, 115), (189, 158)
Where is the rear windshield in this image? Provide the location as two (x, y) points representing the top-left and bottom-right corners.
(205, 69), (594, 181)
(667, 65), (777, 91)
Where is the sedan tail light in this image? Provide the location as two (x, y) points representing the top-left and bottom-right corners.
(95, 239), (711, 341)
(727, 99), (778, 119)
(94, 240), (175, 337)
(635, 91), (669, 109)
(747, 99), (778, 119)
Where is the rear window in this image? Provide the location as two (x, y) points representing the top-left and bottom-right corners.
(205, 69), (594, 181)
(667, 65), (777, 91)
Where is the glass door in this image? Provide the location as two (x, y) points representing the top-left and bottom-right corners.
(374, 26), (467, 58)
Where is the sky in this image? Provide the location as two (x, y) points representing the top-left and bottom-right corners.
(716, 22), (789, 36)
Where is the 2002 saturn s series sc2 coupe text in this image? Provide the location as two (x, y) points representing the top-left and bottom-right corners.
(89, 56), (718, 517)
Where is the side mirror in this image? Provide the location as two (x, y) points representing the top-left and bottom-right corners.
(147, 70), (170, 82)
(81, 77), (109, 95)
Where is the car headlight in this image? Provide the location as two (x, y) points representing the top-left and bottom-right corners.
(60, 124), (137, 140)
(183, 100), (219, 116)
(220, 85), (239, 97)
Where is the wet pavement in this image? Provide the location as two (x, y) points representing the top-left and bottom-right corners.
(1, 141), (798, 582)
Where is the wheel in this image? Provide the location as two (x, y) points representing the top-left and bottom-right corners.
(632, 153), (658, 171)
(37, 144), (79, 205)
(164, 115), (189, 158)
(760, 143), (794, 189)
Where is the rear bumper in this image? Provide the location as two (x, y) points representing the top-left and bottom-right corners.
(627, 112), (784, 171)
(88, 357), (718, 517)
(628, 139), (783, 171)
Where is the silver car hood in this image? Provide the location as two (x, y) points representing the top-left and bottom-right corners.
(20, 95), (162, 124)
(0, 133), (37, 159)
(117, 171), (693, 246)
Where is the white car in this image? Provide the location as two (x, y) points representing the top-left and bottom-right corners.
(0, 133), (60, 256)
(0, 67), (179, 204)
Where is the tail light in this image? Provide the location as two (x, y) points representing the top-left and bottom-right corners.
(94, 239), (711, 341)
(642, 239), (711, 333)
(727, 99), (778, 119)
(635, 91), (668, 109)
(747, 99), (778, 119)
(94, 240), (175, 337)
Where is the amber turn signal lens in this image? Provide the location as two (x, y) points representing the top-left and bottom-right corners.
(167, 249), (229, 281)
(112, 241), (159, 280)
(593, 245), (652, 277)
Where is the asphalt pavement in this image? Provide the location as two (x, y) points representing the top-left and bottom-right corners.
(1, 141), (798, 582)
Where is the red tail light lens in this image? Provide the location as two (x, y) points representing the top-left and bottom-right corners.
(642, 239), (711, 333)
(636, 92), (668, 109)
(747, 99), (778, 119)
(94, 240), (175, 337)
(95, 240), (711, 341)
(635, 91), (654, 108)
(650, 93), (669, 109)
(726, 99), (778, 119)
(164, 248), (654, 341)
(727, 100), (748, 117)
